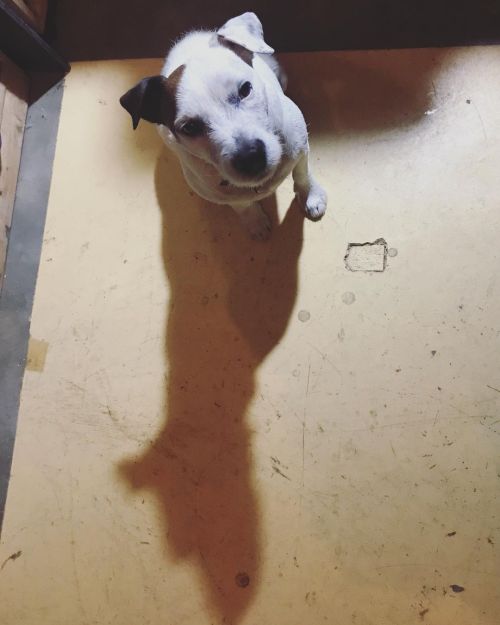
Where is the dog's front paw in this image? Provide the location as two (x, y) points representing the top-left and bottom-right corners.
(238, 203), (272, 241)
(301, 183), (327, 222)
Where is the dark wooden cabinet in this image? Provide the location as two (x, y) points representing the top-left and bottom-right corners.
(5, 0), (47, 33)
(0, 52), (28, 290)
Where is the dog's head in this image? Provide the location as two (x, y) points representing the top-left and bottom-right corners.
(120, 13), (284, 188)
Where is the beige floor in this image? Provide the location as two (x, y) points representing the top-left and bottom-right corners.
(1, 47), (499, 625)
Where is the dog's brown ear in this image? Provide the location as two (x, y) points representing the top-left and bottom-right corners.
(119, 67), (185, 130)
(217, 12), (274, 54)
(217, 36), (254, 67)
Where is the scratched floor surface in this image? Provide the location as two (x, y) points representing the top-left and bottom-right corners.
(1, 48), (499, 625)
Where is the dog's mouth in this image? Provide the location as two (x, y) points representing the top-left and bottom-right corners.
(219, 170), (275, 192)
(219, 177), (268, 193)
(218, 162), (276, 190)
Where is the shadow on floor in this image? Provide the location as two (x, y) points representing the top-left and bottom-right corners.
(119, 151), (304, 622)
(283, 48), (455, 136)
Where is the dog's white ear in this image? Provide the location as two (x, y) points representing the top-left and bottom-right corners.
(217, 12), (274, 54)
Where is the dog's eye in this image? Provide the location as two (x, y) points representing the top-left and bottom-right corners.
(239, 81), (252, 99)
(179, 118), (205, 137)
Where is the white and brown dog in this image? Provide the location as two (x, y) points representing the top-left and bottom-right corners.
(120, 12), (327, 240)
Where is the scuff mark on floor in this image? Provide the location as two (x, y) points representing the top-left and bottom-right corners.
(26, 338), (49, 372)
(1, 550), (22, 570)
(342, 291), (356, 305)
(235, 572), (250, 588)
(344, 238), (388, 272)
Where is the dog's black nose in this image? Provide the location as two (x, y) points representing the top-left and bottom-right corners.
(232, 139), (267, 176)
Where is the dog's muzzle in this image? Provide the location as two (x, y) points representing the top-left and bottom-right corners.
(231, 139), (267, 177)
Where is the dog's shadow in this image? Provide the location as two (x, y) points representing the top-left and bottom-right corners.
(119, 150), (304, 623)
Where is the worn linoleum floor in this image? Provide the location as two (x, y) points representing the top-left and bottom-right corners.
(1, 48), (499, 625)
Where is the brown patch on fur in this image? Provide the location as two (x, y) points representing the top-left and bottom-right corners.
(217, 35), (254, 67)
(164, 65), (186, 128)
(167, 64), (185, 97)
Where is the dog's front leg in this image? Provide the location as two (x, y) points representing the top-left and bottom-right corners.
(292, 151), (327, 221)
(230, 201), (271, 241)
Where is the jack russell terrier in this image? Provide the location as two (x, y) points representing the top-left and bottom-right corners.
(120, 12), (327, 240)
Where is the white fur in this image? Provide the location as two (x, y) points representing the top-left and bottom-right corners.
(157, 14), (327, 239)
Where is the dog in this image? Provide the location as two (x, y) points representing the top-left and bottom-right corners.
(120, 12), (327, 240)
